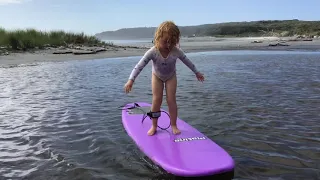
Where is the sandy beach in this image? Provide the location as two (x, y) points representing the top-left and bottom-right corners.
(1, 36), (320, 67)
(0, 46), (148, 66)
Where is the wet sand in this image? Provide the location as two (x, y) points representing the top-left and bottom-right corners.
(1, 36), (320, 66)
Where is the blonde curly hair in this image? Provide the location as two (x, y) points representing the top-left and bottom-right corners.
(154, 21), (180, 49)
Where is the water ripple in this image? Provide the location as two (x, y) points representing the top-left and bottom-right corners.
(0, 51), (319, 180)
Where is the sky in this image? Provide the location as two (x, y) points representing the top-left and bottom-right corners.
(0, 0), (319, 35)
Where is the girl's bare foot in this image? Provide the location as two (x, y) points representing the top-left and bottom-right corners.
(171, 125), (181, 135)
(147, 126), (157, 136)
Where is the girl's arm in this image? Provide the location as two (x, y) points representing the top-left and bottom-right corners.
(128, 48), (154, 81)
(177, 48), (199, 74)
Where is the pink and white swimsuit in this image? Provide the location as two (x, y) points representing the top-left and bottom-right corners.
(128, 46), (199, 82)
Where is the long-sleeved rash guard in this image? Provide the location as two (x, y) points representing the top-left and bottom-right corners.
(128, 46), (199, 82)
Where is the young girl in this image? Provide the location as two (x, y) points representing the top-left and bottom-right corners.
(124, 21), (204, 136)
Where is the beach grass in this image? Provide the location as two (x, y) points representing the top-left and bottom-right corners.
(0, 27), (111, 51)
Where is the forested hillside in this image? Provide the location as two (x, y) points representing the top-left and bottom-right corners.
(95, 19), (320, 39)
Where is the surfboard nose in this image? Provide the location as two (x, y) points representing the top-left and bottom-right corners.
(160, 151), (235, 177)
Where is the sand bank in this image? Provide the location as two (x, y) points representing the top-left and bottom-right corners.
(1, 36), (320, 67)
(0, 46), (148, 66)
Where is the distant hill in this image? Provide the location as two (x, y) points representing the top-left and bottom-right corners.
(95, 19), (320, 40)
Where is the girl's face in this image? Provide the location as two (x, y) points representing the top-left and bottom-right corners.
(159, 33), (175, 51)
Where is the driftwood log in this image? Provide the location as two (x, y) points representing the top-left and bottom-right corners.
(52, 47), (107, 55)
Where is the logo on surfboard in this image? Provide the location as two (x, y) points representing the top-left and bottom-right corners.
(174, 136), (206, 142)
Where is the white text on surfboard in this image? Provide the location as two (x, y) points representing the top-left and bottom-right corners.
(174, 136), (206, 142)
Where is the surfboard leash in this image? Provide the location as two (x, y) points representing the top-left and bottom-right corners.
(141, 110), (171, 130)
(118, 102), (171, 130)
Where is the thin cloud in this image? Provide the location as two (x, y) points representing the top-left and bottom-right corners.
(0, 0), (31, 5)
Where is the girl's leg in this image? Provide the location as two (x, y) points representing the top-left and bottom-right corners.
(165, 74), (180, 134)
(148, 73), (164, 136)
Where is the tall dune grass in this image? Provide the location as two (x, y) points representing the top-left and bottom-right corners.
(0, 27), (110, 51)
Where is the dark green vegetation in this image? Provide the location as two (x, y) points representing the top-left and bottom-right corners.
(95, 19), (320, 39)
(0, 28), (110, 51)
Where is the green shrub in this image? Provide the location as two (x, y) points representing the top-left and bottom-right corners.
(0, 27), (110, 51)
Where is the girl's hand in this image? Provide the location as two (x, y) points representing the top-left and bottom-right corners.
(196, 72), (205, 82)
(124, 80), (134, 93)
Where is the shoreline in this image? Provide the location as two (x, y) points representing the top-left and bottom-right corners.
(1, 36), (320, 67)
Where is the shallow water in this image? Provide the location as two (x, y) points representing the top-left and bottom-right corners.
(0, 50), (319, 180)
(103, 38), (153, 46)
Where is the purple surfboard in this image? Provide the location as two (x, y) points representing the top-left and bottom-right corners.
(121, 102), (235, 177)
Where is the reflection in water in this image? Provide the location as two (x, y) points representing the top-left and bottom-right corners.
(0, 51), (319, 180)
